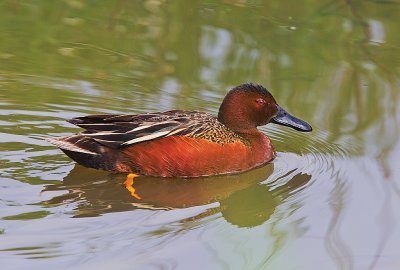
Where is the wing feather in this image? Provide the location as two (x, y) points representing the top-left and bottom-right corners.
(66, 110), (211, 148)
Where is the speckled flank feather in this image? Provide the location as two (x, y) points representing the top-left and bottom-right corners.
(175, 111), (246, 144)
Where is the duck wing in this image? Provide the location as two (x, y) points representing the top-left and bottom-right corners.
(65, 110), (214, 149)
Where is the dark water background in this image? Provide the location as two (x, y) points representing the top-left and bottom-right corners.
(1, 1), (400, 269)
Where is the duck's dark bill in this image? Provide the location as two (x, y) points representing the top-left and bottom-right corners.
(271, 105), (312, 132)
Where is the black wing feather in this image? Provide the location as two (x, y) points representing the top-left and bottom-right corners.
(66, 110), (206, 149)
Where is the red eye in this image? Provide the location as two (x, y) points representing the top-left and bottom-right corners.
(256, 98), (266, 105)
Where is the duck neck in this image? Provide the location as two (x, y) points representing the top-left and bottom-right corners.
(240, 131), (276, 165)
(218, 109), (257, 134)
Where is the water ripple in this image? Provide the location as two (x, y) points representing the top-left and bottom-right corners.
(261, 123), (360, 179)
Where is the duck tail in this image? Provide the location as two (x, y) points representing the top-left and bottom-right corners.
(46, 135), (130, 172)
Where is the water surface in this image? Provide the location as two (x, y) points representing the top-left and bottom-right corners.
(1, 1), (400, 270)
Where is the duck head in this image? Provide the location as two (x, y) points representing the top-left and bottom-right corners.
(218, 83), (312, 133)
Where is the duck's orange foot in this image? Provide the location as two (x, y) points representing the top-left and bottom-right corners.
(124, 173), (141, 200)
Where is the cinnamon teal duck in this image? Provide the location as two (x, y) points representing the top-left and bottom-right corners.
(48, 83), (312, 198)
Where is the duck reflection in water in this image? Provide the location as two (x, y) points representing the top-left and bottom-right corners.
(42, 163), (311, 228)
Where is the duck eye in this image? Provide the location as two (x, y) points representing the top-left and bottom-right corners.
(256, 98), (266, 105)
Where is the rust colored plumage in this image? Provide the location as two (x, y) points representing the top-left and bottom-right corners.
(47, 83), (312, 178)
(122, 135), (274, 177)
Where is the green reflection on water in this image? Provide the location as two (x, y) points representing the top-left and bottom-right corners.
(0, 0), (400, 269)
(2, 210), (51, 220)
